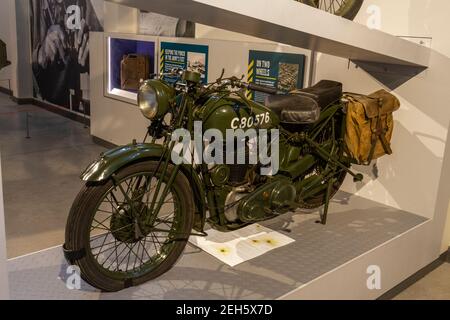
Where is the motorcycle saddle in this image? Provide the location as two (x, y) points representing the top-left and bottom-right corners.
(265, 94), (320, 124)
(291, 80), (343, 109)
(265, 80), (343, 124)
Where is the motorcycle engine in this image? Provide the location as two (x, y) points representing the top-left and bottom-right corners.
(224, 187), (249, 223)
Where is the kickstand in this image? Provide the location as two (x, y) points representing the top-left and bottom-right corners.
(318, 177), (335, 225)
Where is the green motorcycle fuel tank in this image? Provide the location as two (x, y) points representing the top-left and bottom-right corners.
(197, 94), (280, 135)
(193, 93), (302, 224)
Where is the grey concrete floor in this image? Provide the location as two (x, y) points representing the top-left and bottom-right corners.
(393, 262), (450, 300)
(0, 93), (105, 258)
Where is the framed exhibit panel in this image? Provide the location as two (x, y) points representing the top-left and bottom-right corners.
(104, 33), (158, 105)
(247, 50), (306, 103)
(160, 41), (209, 84)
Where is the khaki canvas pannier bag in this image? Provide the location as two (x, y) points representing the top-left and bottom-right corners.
(120, 54), (150, 90)
(344, 90), (400, 165)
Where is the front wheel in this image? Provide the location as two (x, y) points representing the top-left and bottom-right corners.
(64, 161), (194, 292)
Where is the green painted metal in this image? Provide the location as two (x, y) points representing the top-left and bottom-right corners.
(81, 71), (353, 233)
(238, 178), (297, 222)
(198, 95), (279, 136)
(182, 70), (202, 84)
(281, 154), (317, 179)
(80, 142), (207, 229)
(67, 69), (367, 291)
(81, 143), (165, 182)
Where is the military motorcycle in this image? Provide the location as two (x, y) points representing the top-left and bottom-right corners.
(64, 69), (364, 292)
(299, 0), (364, 20)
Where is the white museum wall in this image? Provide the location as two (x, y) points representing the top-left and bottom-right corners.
(279, 0), (450, 299)
(90, 33), (311, 145)
(314, 0), (450, 221)
(0, 154), (9, 300)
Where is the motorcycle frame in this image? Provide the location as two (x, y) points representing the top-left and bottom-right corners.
(81, 84), (353, 232)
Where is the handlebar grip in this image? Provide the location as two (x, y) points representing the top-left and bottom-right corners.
(247, 83), (278, 95)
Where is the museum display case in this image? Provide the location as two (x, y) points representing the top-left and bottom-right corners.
(106, 35), (157, 104)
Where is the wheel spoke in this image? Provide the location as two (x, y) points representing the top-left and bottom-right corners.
(87, 168), (184, 276)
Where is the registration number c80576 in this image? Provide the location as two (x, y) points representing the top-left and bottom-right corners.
(231, 112), (271, 129)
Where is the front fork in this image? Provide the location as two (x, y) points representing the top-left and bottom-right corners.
(140, 94), (187, 228)
(140, 95), (207, 238)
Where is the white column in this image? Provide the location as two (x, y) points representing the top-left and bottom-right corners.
(0, 153), (9, 300)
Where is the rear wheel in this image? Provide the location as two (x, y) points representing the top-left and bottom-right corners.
(64, 161), (194, 292)
(300, 0), (364, 20)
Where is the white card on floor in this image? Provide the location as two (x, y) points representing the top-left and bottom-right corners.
(189, 224), (295, 267)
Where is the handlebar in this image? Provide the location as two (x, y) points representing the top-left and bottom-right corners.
(149, 69), (279, 96)
(246, 83), (278, 95)
(149, 68), (184, 80)
(212, 77), (278, 95)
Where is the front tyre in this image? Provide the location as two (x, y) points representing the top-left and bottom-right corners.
(64, 161), (194, 292)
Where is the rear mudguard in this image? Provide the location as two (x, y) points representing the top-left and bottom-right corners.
(81, 143), (206, 231)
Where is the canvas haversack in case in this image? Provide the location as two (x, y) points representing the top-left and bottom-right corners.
(344, 90), (400, 165)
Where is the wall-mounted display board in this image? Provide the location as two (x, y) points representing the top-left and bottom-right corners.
(160, 42), (209, 84)
(247, 50), (306, 103)
(105, 35), (157, 104)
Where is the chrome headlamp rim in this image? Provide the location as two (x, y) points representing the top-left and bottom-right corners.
(138, 81), (159, 120)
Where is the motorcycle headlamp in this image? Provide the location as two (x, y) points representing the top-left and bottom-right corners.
(138, 80), (175, 120)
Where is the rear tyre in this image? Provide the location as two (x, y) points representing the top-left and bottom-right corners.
(64, 161), (194, 292)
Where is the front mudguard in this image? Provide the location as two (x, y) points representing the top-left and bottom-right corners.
(81, 143), (206, 231)
(81, 143), (165, 182)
